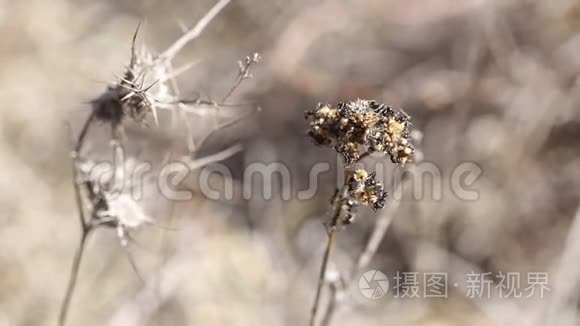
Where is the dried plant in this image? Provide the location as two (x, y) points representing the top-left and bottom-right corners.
(305, 99), (416, 326)
(58, 1), (261, 325)
(305, 99), (415, 166)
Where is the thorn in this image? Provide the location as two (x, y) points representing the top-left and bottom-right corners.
(142, 79), (159, 93)
(121, 91), (136, 102)
(150, 103), (159, 128)
(130, 22), (142, 69)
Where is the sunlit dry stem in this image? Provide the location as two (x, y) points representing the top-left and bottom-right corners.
(157, 0), (231, 62)
(158, 60), (201, 84)
(183, 142), (243, 170)
(162, 59), (196, 152)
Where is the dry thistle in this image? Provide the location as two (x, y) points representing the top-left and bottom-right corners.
(306, 99), (415, 326)
(87, 23), (159, 144)
(87, 0), (258, 151)
(59, 1), (263, 325)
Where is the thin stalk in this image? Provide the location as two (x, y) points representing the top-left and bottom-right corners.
(157, 0), (231, 62)
(75, 111), (96, 155)
(320, 282), (339, 326)
(71, 110), (96, 229)
(59, 111), (96, 326)
(309, 185), (348, 326)
(58, 229), (91, 326)
(310, 229), (337, 326)
(309, 153), (371, 326)
(221, 70), (248, 104)
(221, 53), (260, 103)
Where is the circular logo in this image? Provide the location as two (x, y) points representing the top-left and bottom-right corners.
(359, 270), (389, 299)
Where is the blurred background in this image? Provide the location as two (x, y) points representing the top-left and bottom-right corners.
(1, 0), (580, 325)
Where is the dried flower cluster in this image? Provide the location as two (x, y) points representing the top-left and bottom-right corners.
(334, 169), (387, 224)
(304, 99), (416, 226)
(347, 169), (387, 211)
(305, 99), (415, 166)
(307, 101), (416, 326)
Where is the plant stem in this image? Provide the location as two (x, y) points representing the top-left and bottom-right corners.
(71, 111), (96, 230)
(320, 282), (339, 326)
(309, 154), (371, 326)
(309, 185), (348, 326)
(310, 227), (337, 326)
(59, 111), (96, 326)
(75, 111), (95, 155)
(58, 229), (91, 326)
(158, 0), (231, 62)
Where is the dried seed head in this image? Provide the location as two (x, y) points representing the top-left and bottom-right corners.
(91, 77), (153, 129)
(305, 99), (415, 166)
(90, 25), (158, 130)
(334, 168), (387, 225)
(346, 169), (388, 212)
